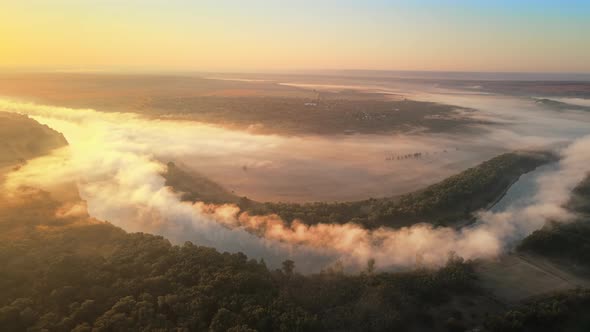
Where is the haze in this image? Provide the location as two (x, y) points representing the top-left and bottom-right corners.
(1, 0), (590, 73)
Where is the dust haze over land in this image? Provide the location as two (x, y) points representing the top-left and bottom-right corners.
(1, 75), (590, 273)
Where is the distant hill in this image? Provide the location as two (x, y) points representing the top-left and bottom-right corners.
(0, 112), (67, 165)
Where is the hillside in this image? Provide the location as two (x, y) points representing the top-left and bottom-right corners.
(164, 161), (240, 205)
(0, 112), (67, 166)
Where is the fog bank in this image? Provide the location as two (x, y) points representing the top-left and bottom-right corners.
(1, 99), (588, 272)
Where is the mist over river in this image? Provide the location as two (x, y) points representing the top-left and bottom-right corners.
(179, 79), (590, 203)
(1, 76), (590, 271)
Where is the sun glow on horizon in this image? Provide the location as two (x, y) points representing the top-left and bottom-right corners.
(1, 0), (589, 73)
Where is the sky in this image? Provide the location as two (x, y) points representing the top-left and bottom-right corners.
(1, 0), (589, 73)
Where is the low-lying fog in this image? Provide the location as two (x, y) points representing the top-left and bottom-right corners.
(1, 77), (590, 272)
(5, 93), (587, 204)
(186, 79), (590, 203)
(189, 133), (504, 202)
(3, 76), (589, 204)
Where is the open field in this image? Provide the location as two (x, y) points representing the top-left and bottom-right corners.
(0, 73), (482, 136)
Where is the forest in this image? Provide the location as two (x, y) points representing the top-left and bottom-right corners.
(485, 289), (590, 332)
(1, 114), (588, 331)
(0, 196), (480, 332)
(3, 182), (590, 331)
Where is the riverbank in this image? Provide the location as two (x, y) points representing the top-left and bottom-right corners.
(164, 150), (556, 229)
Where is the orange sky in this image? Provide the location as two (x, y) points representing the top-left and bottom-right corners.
(1, 1), (589, 73)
